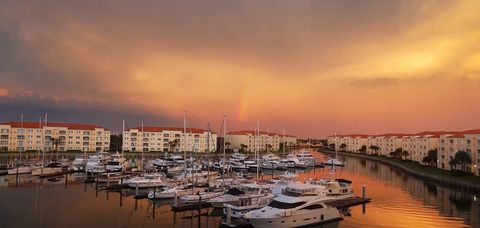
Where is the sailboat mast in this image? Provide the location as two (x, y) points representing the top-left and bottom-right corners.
(141, 120), (144, 175)
(282, 128), (285, 156)
(183, 111), (187, 175)
(223, 115), (226, 164)
(122, 119), (125, 158)
(256, 120), (260, 181)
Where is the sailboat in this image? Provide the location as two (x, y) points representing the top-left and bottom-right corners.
(8, 114), (32, 175)
(323, 134), (344, 166)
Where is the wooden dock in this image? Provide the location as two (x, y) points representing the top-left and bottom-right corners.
(325, 196), (371, 209)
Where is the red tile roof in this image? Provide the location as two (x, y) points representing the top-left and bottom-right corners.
(228, 130), (295, 137)
(330, 128), (480, 138)
(128, 126), (210, 134)
(1, 121), (105, 130)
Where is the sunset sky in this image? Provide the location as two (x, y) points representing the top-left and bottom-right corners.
(1, 0), (479, 137)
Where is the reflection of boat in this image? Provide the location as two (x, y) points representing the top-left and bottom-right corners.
(244, 183), (340, 228)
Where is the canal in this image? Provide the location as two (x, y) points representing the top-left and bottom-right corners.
(0, 151), (478, 228)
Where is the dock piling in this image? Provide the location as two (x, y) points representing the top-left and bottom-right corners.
(174, 192), (178, 207)
(362, 185), (366, 199)
(64, 174), (68, 189)
(135, 183), (139, 196)
(226, 205), (232, 225)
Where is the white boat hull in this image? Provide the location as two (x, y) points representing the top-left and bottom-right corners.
(246, 207), (341, 228)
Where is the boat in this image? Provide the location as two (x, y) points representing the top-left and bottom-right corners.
(105, 153), (129, 172)
(296, 150), (316, 167)
(305, 178), (353, 199)
(179, 190), (224, 203)
(214, 183), (273, 215)
(7, 166), (32, 175)
(260, 160), (280, 170)
(266, 172), (300, 195)
(323, 158), (344, 166)
(86, 152), (111, 173)
(152, 158), (172, 167)
(148, 184), (203, 199)
(31, 162), (63, 176)
(231, 152), (247, 161)
(176, 166), (220, 185)
(244, 183), (341, 228)
(286, 153), (308, 169)
(124, 173), (165, 188)
(72, 155), (88, 171)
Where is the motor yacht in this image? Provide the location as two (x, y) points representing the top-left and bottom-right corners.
(323, 158), (344, 166)
(260, 160), (280, 170)
(179, 190), (224, 203)
(148, 184), (203, 199)
(7, 166), (32, 175)
(217, 183), (274, 218)
(106, 154), (129, 172)
(305, 178), (353, 199)
(244, 183), (341, 228)
(72, 155), (88, 171)
(124, 173), (165, 188)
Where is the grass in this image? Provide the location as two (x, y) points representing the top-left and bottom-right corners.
(362, 153), (480, 185)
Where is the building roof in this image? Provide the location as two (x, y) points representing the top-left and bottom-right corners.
(227, 130), (296, 137)
(460, 129), (480, 134)
(128, 126), (210, 134)
(330, 128), (480, 139)
(1, 121), (105, 130)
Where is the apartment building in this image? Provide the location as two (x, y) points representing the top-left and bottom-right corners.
(0, 121), (110, 152)
(226, 130), (297, 153)
(438, 130), (480, 176)
(328, 128), (480, 176)
(122, 126), (217, 153)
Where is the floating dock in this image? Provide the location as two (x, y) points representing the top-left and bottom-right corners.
(171, 202), (212, 212)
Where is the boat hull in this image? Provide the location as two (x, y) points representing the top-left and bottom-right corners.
(246, 208), (341, 228)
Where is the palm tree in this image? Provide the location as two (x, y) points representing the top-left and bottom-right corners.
(402, 150), (410, 160)
(358, 145), (367, 154)
(240, 144), (247, 153)
(169, 139), (180, 153)
(340, 143), (347, 151)
(422, 149), (437, 167)
(369, 145), (380, 155)
(390, 148), (402, 159)
(454, 150), (472, 173)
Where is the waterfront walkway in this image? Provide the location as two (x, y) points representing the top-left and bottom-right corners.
(320, 150), (480, 192)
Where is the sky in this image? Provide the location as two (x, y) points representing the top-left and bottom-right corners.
(0, 0), (480, 138)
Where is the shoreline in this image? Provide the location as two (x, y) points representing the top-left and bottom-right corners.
(319, 149), (480, 193)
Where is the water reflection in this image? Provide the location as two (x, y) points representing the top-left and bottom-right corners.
(0, 151), (478, 227)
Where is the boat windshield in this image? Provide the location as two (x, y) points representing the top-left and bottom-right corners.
(268, 200), (306, 209)
(107, 161), (119, 165)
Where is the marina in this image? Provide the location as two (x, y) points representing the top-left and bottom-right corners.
(0, 150), (478, 227)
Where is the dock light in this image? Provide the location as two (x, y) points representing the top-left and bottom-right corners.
(474, 196), (476, 202)
(474, 164), (477, 168)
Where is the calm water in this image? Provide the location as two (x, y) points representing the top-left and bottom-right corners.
(0, 151), (478, 228)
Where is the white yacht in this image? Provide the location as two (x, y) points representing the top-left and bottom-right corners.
(179, 190), (224, 203)
(86, 152), (110, 173)
(286, 153), (308, 169)
(218, 183), (274, 218)
(106, 154), (129, 172)
(231, 152), (247, 161)
(176, 166), (220, 185)
(124, 173), (165, 188)
(152, 158), (172, 167)
(31, 162), (63, 176)
(7, 166), (32, 175)
(323, 158), (344, 166)
(305, 178), (353, 199)
(244, 184), (341, 228)
(266, 172), (300, 195)
(72, 155), (88, 171)
(260, 160), (280, 170)
(148, 184), (202, 199)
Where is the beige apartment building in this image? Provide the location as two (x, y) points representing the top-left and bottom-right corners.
(122, 126), (217, 152)
(226, 130), (297, 153)
(0, 121), (110, 152)
(328, 128), (480, 176)
(438, 130), (480, 176)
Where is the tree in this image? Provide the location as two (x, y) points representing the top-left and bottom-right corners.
(422, 149), (437, 167)
(266, 144), (273, 153)
(454, 151), (472, 173)
(389, 148), (402, 159)
(369, 145), (380, 155)
(340, 143), (347, 151)
(402, 150), (410, 160)
(109, 134), (122, 152)
(358, 145), (367, 154)
(240, 144), (247, 153)
(328, 143), (335, 150)
(169, 139), (180, 153)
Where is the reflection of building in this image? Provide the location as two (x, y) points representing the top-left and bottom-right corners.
(328, 129), (480, 176)
(226, 130), (297, 153)
(122, 126), (216, 152)
(0, 121), (110, 152)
